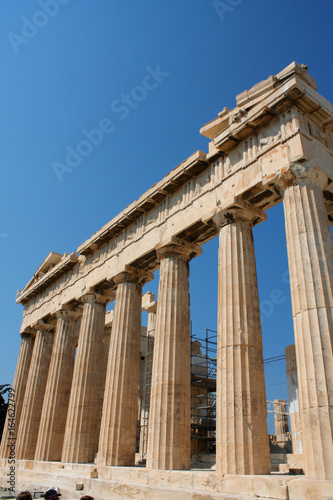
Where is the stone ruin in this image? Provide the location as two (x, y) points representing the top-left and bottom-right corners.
(1, 62), (332, 499)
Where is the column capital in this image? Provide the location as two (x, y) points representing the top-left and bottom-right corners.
(274, 161), (328, 194)
(113, 265), (153, 287)
(80, 290), (112, 306)
(212, 199), (266, 229)
(55, 307), (82, 321)
(155, 237), (202, 261)
(20, 329), (35, 339)
(33, 320), (55, 332)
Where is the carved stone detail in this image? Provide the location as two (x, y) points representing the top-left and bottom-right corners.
(213, 199), (267, 229)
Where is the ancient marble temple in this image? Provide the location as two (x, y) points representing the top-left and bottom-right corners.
(1, 63), (333, 498)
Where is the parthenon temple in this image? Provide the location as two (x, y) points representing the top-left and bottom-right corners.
(1, 62), (333, 500)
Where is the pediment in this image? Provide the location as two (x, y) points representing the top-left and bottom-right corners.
(19, 251), (64, 295)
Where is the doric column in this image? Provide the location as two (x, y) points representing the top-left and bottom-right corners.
(273, 399), (290, 453)
(146, 237), (202, 470)
(61, 291), (110, 464)
(274, 399), (289, 436)
(285, 344), (303, 454)
(16, 324), (54, 459)
(34, 308), (80, 461)
(279, 162), (333, 479)
(97, 267), (152, 466)
(213, 201), (270, 475)
(0, 331), (34, 458)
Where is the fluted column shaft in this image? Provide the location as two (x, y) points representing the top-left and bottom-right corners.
(213, 204), (270, 475)
(147, 238), (201, 470)
(34, 309), (80, 461)
(61, 292), (108, 464)
(274, 399), (289, 435)
(0, 332), (34, 458)
(16, 327), (54, 459)
(281, 163), (333, 479)
(97, 267), (152, 466)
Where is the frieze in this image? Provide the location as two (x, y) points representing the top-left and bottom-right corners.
(328, 131), (333, 150)
(224, 156), (232, 175)
(158, 199), (169, 221)
(308, 121), (328, 148)
(210, 159), (224, 186)
(243, 136), (257, 163)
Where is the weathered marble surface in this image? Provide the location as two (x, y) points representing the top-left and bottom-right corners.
(1, 63), (333, 483)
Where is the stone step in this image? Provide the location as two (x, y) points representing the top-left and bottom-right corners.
(1, 460), (332, 500)
(4, 475), (277, 500)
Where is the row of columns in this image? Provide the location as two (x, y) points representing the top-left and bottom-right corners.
(1, 163), (332, 479)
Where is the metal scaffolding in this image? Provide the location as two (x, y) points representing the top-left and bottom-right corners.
(138, 326), (289, 462)
(139, 331), (154, 461)
(138, 328), (218, 461)
(190, 328), (217, 454)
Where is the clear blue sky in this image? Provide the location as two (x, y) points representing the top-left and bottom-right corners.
(1, 0), (332, 434)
